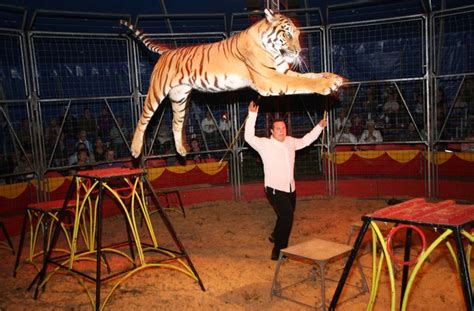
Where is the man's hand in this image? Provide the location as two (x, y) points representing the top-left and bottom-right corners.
(318, 118), (327, 128)
(249, 101), (259, 113)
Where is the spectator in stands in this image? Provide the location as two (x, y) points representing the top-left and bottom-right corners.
(156, 122), (172, 154)
(362, 85), (379, 118)
(350, 114), (364, 140)
(337, 126), (358, 144)
(359, 120), (383, 143)
(219, 111), (231, 142)
(63, 106), (78, 142)
(78, 107), (98, 139)
(334, 109), (350, 135)
(93, 137), (106, 162)
(75, 130), (93, 155)
(13, 152), (34, 181)
(189, 138), (203, 163)
(96, 148), (122, 168)
(68, 142), (89, 166)
(401, 122), (419, 142)
(98, 107), (112, 142)
(412, 89), (424, 128)
(68, 149), (91, 175)
(436, 87), (446, 131)
(109, 116), (129, 158)
(53, 132), (68, 167)
(461, 129), (474, 152)
(201, 111), (218, 148)
(383, 87), (400, 128)
(0, 153), (14, 184)
(17, 118), (32, 152)
(45, 118), (61, 153)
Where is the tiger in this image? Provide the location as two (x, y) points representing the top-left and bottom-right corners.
(121, 9), (344, 158)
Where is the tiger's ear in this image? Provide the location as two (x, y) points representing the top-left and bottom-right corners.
(264, 9), (276, 23)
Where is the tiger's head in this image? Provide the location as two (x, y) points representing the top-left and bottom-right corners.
(261, 9), (301, 66)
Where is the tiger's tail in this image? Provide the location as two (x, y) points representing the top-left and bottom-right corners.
(119, 19), (170, 55)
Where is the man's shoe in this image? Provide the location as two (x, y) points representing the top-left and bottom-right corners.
(271, 248), (280, 261)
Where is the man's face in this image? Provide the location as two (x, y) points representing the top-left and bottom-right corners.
(106, 150), (114, 161)
(271, 121), (287, 142)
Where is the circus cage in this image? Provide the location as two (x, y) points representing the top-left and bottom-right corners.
(0, 0), (473, 309)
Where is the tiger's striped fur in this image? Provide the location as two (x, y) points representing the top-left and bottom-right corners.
(122, 9), (344, 157)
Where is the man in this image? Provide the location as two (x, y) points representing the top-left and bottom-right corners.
(244, 101), (327, 260)
(359, 120), (383, 143)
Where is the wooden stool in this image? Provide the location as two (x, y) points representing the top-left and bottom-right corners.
(0, 220), (15, 254)
(146, 189), (185, 218)
(13, 199), (76, 277)
(271, 238), (364, 310)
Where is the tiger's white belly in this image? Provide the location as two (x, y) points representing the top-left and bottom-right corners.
(191, 74), (250, 93)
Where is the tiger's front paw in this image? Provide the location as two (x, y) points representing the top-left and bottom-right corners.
(321, 72), (345, 88)
(176, 144), (187, 157)
(315, 78), (340, 95)
(130, 139), (143, 158)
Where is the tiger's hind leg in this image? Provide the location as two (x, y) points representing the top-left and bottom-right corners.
(131, 93), (165, 158)
(169, 85), (192, 157)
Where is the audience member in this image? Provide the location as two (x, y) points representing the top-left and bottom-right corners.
(75, 130), (93, 154)
(359, 120), (383, 143)
(68, 142), (89, 166)
(201, 111), (218, 147)
(96, 148), (122, 168)
(412, 90), (424, 127)
(156, 122), (172, 154)
(461, 129), (474, 152)
(13, 152), (35, 181)
(109, 116), (130, 158)
(362, 85), (379, 118)
(45, 118), (61, 152)
(63, 106), (78, 141)
(68, 149), (91, 175)
(218, 111), (231, 149)
(401, 123), (420, 141)
(436, 87), (446, 130)
(52, 132), (69, 167)
(188, 138), (203, 163)
(337, 126), (358, 144)
(334, 109), (350, 134)
(383, 88), (400, 128)
(78, 107), (98, 139)
(17, 118), (32, 152)
(350, 114), (364, 140)
(93, 137), (107, 162)
(98, 107), (112, 142)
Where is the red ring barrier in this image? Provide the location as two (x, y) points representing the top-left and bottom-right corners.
(386, 224), (427, 266)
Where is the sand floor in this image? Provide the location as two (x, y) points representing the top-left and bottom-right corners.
(0, 196), (470, 310)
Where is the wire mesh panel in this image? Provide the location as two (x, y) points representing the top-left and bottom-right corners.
(330, 18), (425, 81)
(432, 9), (474, 186)
(0, 32), (27, 100)
(329, 16), (426, 144)
(0, 30), (35, 185)
(300, 29), (324, 73)
(39, 98), (134, 173)
(433, 9), (474, 145)
(433, 10), (474, 75)
(30, 34), (131, 99)
(329, 16), (427, 185)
